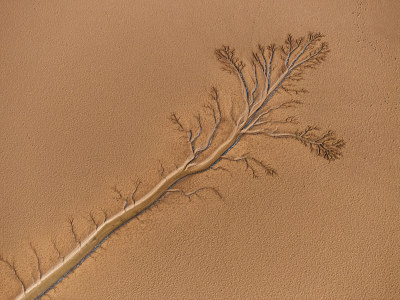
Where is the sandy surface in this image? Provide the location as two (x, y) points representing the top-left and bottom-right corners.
(1, 0), (399, 299)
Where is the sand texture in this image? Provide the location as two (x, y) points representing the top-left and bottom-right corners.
(1, 0), (399, 299)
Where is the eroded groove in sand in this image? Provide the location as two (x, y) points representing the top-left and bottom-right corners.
(2, 33), (345, 300)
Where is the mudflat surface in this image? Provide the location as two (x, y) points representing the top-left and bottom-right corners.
(1, 0), (399, 299)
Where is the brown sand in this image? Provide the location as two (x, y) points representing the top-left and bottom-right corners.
(1, 0), (399, 299)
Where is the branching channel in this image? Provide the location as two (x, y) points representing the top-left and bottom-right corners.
(2, 32), (344, 300)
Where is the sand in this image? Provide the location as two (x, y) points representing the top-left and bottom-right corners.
(1, 0), (399, 299)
